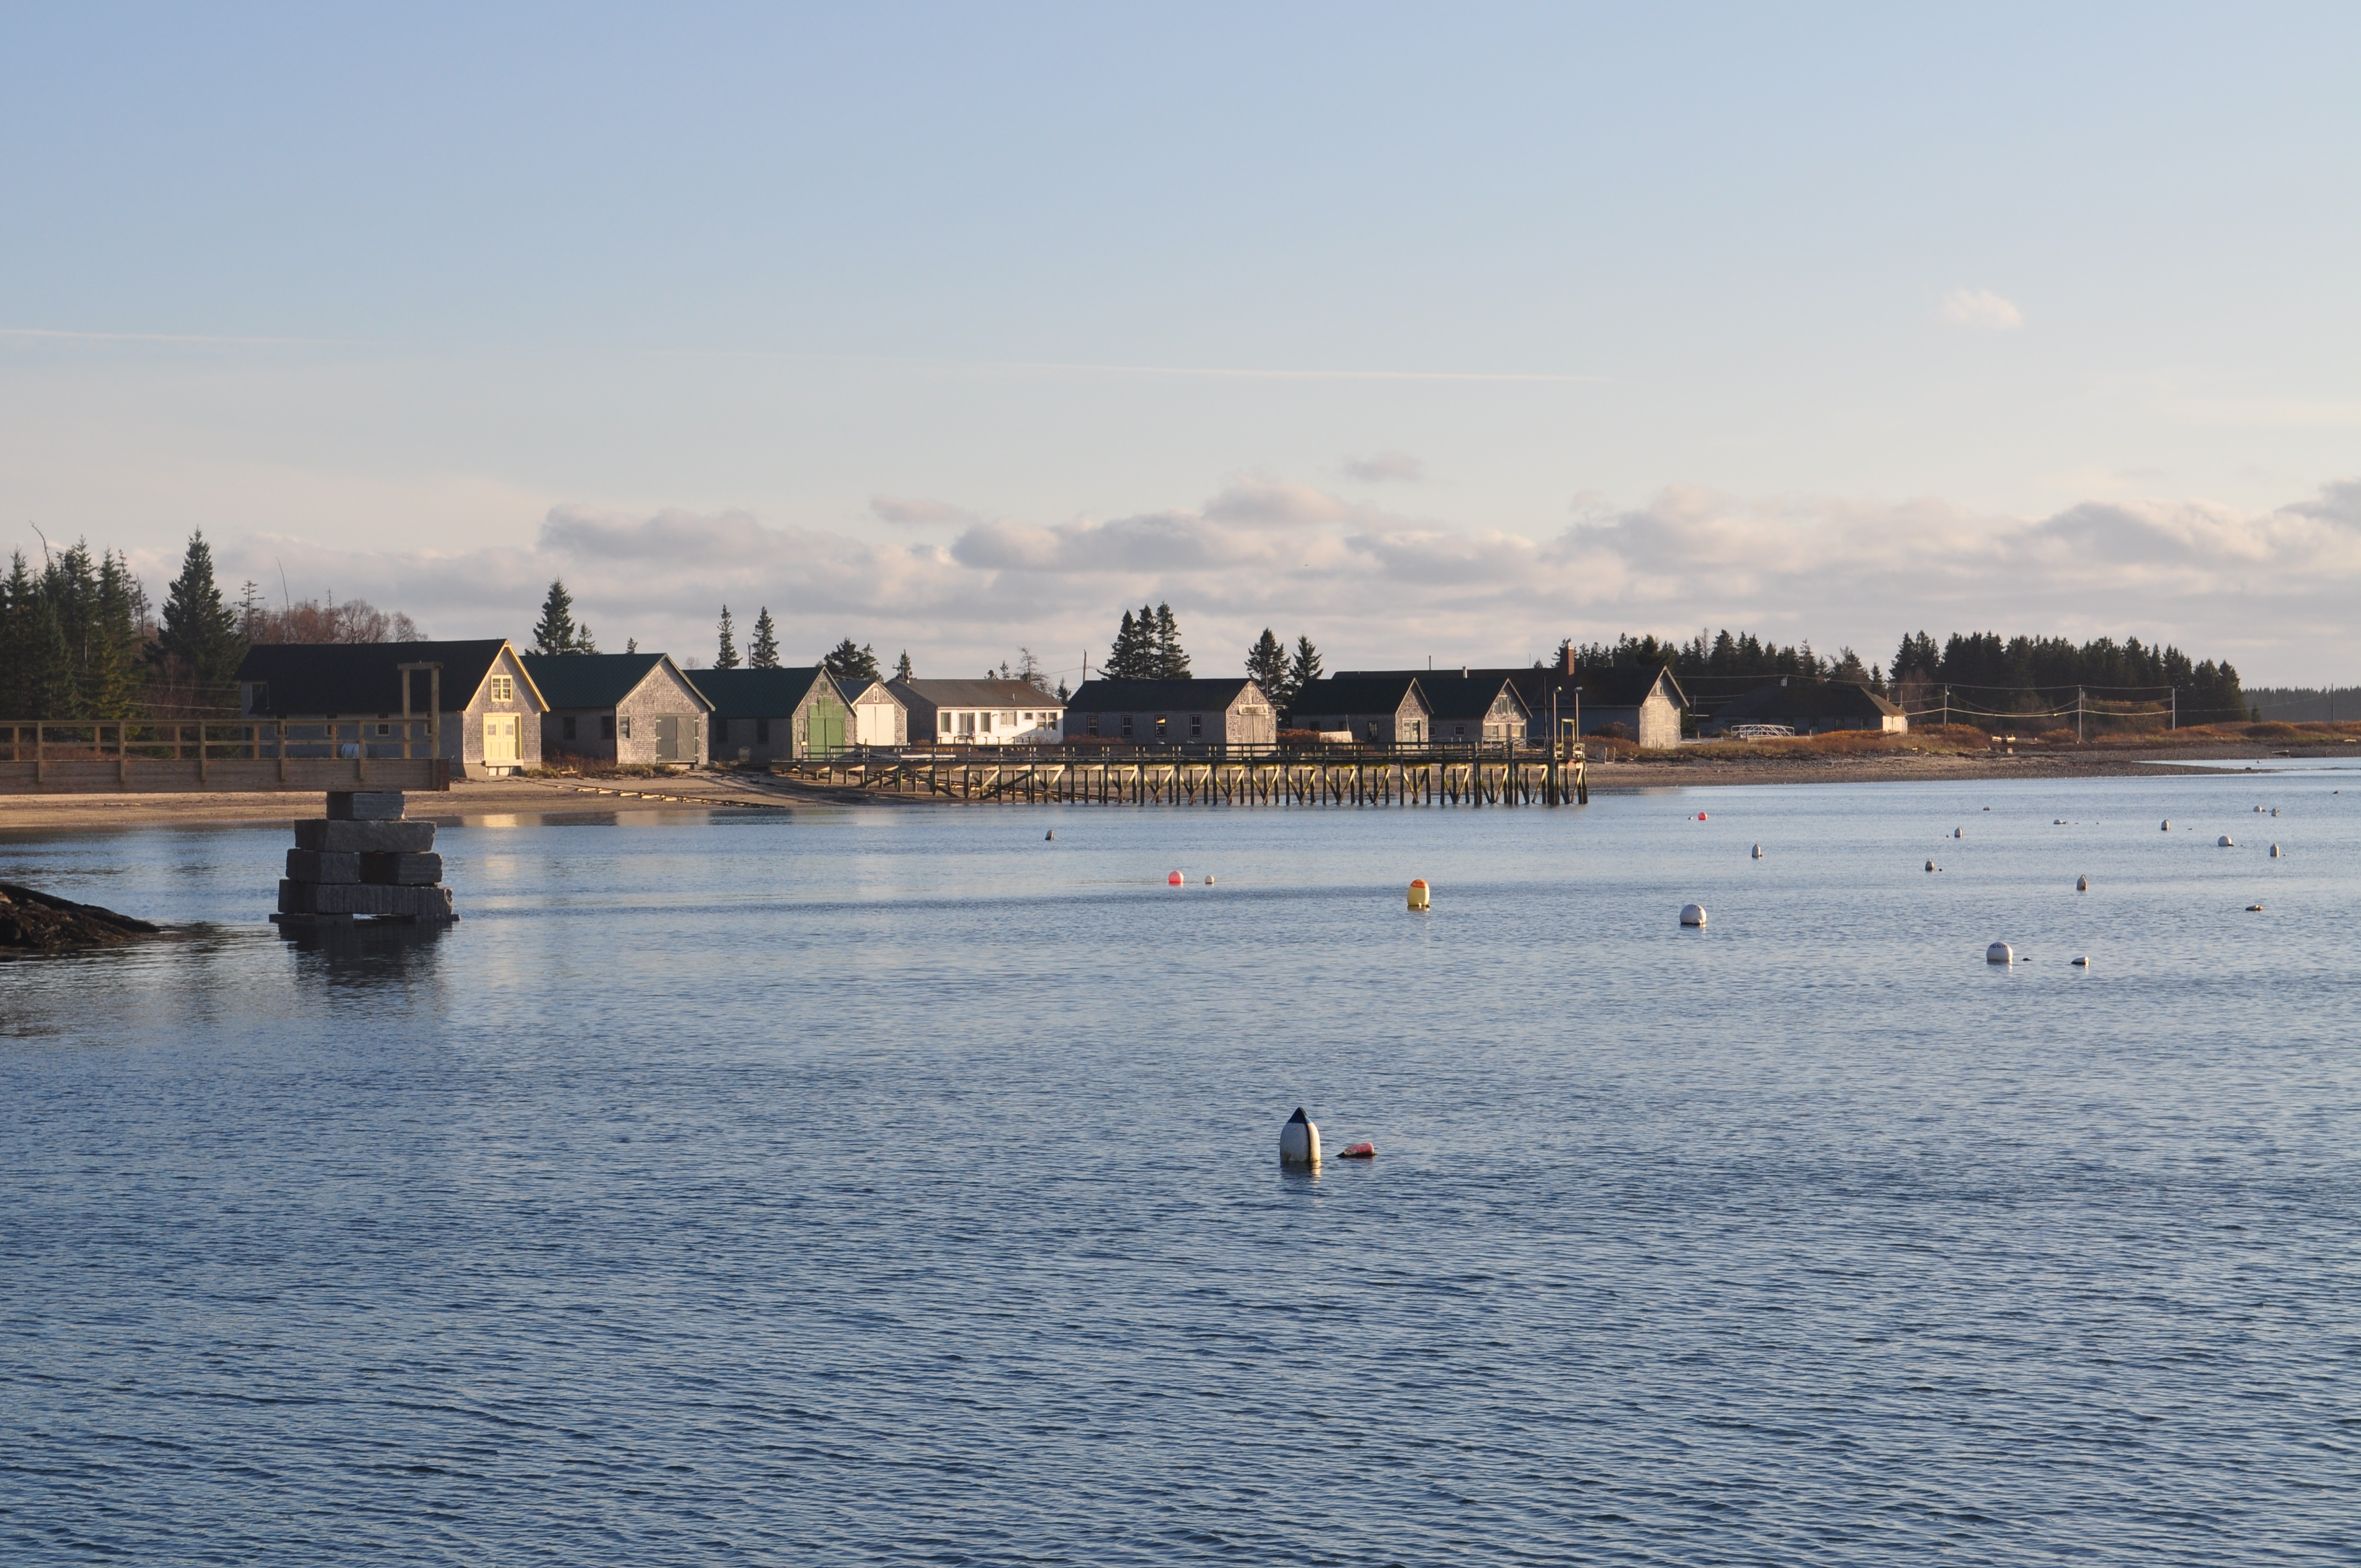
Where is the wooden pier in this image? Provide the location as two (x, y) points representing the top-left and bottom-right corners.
(779, 748), (1587, 806)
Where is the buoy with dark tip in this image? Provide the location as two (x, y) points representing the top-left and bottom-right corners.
(2161, 819), (2170, 831)
(1953, 827), (1963, 839)
(2076, 875), (2089, 891)
(2271, 843), (2282, 858)
(1407, 878), (1430, 911)
(1987, 941), (2014, 965)
(1751, 843), (1763, 859)
(1045, 830), (1054, 840)
(2071, 955), (2091, 967)
(2218, 835), (2235, 847)
(1169, 870), (1185, 885)
(1680, 902), (1707, 927)
(1925, 859), (1939, 872)
(1337, 1142), (1375, 1159)
(1279, 1107), (1321, 1167)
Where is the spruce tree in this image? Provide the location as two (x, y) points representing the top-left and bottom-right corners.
(0, 553), (40, 716)
(532, 579), (578, 655)
(93, 551), (144, 717)
(1284, 635), (1324, 714)
(1245, 628), (1286, 697)
(749, 608), (781, 669)
(1152, 602), (1189, 678)
(824, 639), (880, 682)
(894, 650), (914, 682)
(714, 605), (741, 668)
(1107, 609), (1144, 678)
(153, 529), (244, 711)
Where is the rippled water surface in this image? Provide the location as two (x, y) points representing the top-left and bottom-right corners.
(5, 771), (2358, 1564)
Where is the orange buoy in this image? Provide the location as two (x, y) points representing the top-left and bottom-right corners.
(1168, 870), (1184, 885)
(1697, 812), (1709, 820)
(1407, 878), (1430, 911)
(1338, 1142), (1376, 1159)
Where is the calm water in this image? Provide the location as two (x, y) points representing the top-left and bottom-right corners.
(4, 771), (2358, 1565)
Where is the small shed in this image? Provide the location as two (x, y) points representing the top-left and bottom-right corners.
(1287, 676), (1433, 746)
(692, 666), (841, 762)
(236, 639), (548, 779)
(1404, 671), (1530, 747)
(1701, 678), (1907, 737)
(1062, 678), (1277, 747)
(1343, 654), (1688, 749)
(836, 678), (909, 747)
(522, 652), (714, 767)
(889, 679), (1064, 745)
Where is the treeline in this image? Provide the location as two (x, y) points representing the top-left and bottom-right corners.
(3, 531), (427, 722)
(1558, 628), (2249, 723)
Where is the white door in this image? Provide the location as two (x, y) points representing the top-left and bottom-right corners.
(483, 713), (519, 764)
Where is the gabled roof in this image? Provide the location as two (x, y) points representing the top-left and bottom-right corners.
(1396, 672), (1530, 723)
(521, 652), (709, 711)
(689, 665), (834, 718)
(889, 678), (1064, 707)
(1711, 679), (1902, 723)
(1064, 678), (1262, 710)
(834, 676), (903, 708)
(234, 640), (537, 715)
(1344, 663), (1687, 712)
(1288, 675), (1429, 715)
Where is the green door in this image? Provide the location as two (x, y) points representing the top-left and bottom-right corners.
(808, 695), (847, 755)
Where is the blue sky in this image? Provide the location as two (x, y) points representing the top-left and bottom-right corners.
(4, 3), (2357, 683)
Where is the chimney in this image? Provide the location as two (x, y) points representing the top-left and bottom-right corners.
(1561, 646), (1576, 678)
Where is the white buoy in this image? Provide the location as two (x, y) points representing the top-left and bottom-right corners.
(1925, 859), (1938, 872)
(1987, 941), (2014, 965)
(2218, 835), (2235, 847)
(2161, 819), (2170, 831)
(1751, 843), (1763, 859)
(2076, 874), (2089, 891)
(1279, 1107), (1321, 1167)
(1204, 874), (1216, 884)
(1680, 902), (1707, 927)
(2270, 843), (2282, 858)
(1953, 827), (1963, 838)
(2071, 955), (2090, 967)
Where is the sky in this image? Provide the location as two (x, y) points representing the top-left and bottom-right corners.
(3, 2), (2357, 687)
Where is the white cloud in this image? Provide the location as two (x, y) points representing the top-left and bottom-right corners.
(868, 494), (976, 526)
(203, 477), (2361, 683)
(1939, 287), (2024, 330)
(1342, 450), (1426, 483)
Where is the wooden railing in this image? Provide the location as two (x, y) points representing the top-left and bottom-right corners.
(0, 718), (450, 794)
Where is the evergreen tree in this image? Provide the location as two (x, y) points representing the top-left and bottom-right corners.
(1056, 677), (1070, 700)
(824, 639), (880, 682)
(894, 650), (914, 682)
(532, 579), (578, 655)
(0, 552), (43, 716)
(91, 549), (146, 717)
(1106, 609), (1149, 678)
(1016, 647), (1053, 694)
(1245, 628), (1287, 696)
(578, 624), (599, 654)
(749, 607), (781, 669)
(1283, 635), (1324, 714)
(1152, 602), (1189, 678)
(714, 605), (741, 668)
(151, 529), (244, 712)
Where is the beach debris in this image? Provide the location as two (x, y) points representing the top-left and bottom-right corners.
(2076, 874), (2090, 891)
(1337, 1142), (1377, 1159)
(1987, 941), (2014, 965)
(1751, 843), (1764, 859)
(1680, 902), (1707, 927)
(1407, 878), (1431, 911)
(1280, 1107), (1321, 1168)
(2218, 835), (2235, 847)
(2071, 955), (2091, 967)
(1168, 870), (1185, 885)
(0, 883), (161, 951)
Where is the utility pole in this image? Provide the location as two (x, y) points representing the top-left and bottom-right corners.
(1942, 687), (1949, 728)
(2077, 685), (2085, 744)
(2170, 687), (2177, 731)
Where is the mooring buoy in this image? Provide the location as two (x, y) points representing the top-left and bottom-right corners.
(2218, 835), (2235, 847)
(1337, 1141), (1375, 1159)
(1168, 870), (1185, 885)
(1204, 874), (1215, 885)
(2071, 955), (2091, 967)
(2247, 903), (2265, 912)
(2161, 819), (2170, 831)
(1045, 830), (1054, 841)
(2270, 843), (2282, 858)
(2076, 874), (2089, 891)
(1987, 941), (2014, 965)
(1680, 902), (1707, 927)
(1751, 843), (1763, 859)
(1953, 827), (1963, 839)
(1280, 1107), (1321, 1167)
(1926, 859), (1938, 872)
(1407, 878), (1430, 911)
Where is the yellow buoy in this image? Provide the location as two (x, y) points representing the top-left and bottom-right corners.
(1407, 878), (1431, 911)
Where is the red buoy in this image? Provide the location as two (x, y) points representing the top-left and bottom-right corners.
(1168, 870), (1184, 885)
(1338, 1142), (1376, 1159)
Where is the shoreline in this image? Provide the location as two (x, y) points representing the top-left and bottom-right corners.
(0, 745), (2344, 831)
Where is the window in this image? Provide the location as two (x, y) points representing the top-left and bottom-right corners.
(960, 712), (976, 735)
(601, 715), (617, 740)
(489, 675), (514, 702)
(1120, 714), (1134, 738)
(1455, 724), (1466, 738)
(1189, 714), (1203, 737)
(982, 712), (994, 732)
(1155, 715), (1168, 739)
(714, 717), (730, 744)
(563, 716), (578, 741)
(1367, 720), (1379, 739)
(619, 715), (632, 741)
(1089, 714), (1100, 737)
(376, 723), (391, 737)
(756, 717), (770, 744)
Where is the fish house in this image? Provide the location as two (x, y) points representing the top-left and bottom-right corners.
(1062, 678), (1277, 748)
(523, 652), (714, 767)
(236, 639), (547, 779)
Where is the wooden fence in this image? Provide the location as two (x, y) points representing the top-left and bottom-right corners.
(0, 719), (449, 794)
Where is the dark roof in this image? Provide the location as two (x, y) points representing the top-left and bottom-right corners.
(1288, 676), (1427, 716)
(521, 652), (707, 711)
(688, 666), (833, 718)
(234, 640), (526, 716)
(1345, 663), (1687, 711)
(889, 679), (1064, 707)
(1063, 678), (1260, 711)
(834, 676), (902, 707)
(1711, 680), (1902, 723)
(1394, 672), (1530, 723)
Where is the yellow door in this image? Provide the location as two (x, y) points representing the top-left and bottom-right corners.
(483, 713), (518, 764)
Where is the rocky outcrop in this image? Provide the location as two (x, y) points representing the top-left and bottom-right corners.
(0, 883), (162, 951)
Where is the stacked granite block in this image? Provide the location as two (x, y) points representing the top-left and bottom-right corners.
(273, 792), (457, 925)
